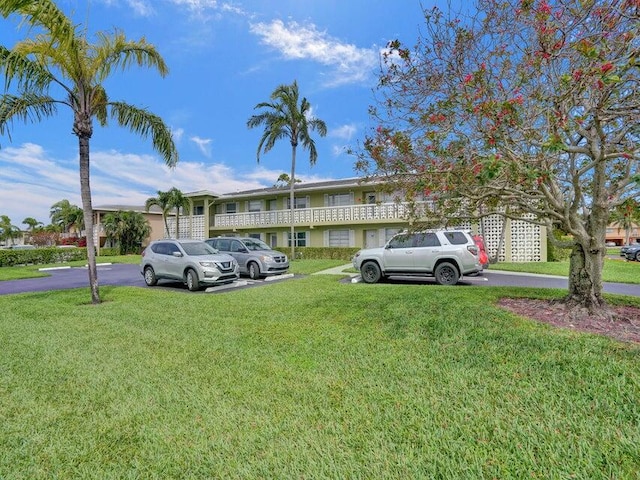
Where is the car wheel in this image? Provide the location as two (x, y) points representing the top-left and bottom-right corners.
(143, 266), (157, 286)
(636, 251), (640, 262)
(434, 262), (460, 285)
(186, 268), (200, 291)
(361, 261), (382, 284)
(248, 261), (261, 280)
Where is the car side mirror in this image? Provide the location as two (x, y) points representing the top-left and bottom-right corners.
(172, 251), (183, 257)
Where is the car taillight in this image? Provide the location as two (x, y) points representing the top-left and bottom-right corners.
(467, 245), (478, 256)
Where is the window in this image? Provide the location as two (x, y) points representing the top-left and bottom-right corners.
(248, 233), (261, 239)
(328, 229), (350, 247)
(443, 231), (469, 245)
(385, 228), (401, 243)
(248, 200), (262, 212)
(287, 231), (307, 247)
(364, 192), (377, 204)
(326, 193), (353, 207)
(225, 202), (237, 214)
(414, 232), (440, 247)
(286, 197), (308, 209)
(193, 205), (204, 215)
(388, 234), (414, 249)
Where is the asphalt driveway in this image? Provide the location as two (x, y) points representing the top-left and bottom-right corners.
(1, 263), (639, 297)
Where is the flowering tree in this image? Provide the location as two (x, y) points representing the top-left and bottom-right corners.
(357, 0), (639, 319)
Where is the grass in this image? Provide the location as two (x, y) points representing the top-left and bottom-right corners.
(0, 277), (639, 478)
(490, 257), (640, 284)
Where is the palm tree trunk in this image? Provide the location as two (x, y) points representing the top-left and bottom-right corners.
(79, 135), (100, 304)
(290, 144), (297, 260)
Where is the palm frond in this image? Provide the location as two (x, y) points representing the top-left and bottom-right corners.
(0, 45), (54, 92)
(0, 92), (58, 141)
(0, 0), (74, 44)
(93, 31), (169, 82)
(109, 101), (178, 167)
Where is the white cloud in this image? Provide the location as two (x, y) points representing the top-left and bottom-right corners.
(331, 123), (357, 141)
(249, 20), (378, 86)
(190, 136), (213, 157)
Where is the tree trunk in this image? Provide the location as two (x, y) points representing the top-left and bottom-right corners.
(566, 242), (606, 309)
(78, 134), (100, 304)
(290, 144), (297, 261)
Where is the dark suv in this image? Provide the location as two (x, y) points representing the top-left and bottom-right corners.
(140, 239), (239, 291)
(352, 230), (483, 285)
(205, 237), (289, 279)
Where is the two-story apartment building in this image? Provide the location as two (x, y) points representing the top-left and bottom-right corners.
(162, 178), (546, 262)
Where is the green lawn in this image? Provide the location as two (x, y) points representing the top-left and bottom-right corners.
(0, 277), (639, 478)
(490, 257), (640, 284)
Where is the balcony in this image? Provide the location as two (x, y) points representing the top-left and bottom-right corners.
(212, 202), (429, 229)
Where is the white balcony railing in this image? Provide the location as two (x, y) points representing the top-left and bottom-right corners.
(213, 202), (431, 229)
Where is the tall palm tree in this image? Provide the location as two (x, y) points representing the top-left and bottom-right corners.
(247, 81), (327, 259)
(0, 0), (178, 304)
(145, 190), (173, 238)
(166, 187), (190, 239)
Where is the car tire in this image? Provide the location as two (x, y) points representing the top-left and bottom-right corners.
(143, 266), (157, 286)
(636, 251), (640, 262)
(434, 262), (460, 285)
(248, 261), (261, 280)
(361, 261), (382, 284)
(186, 268), (200, 291)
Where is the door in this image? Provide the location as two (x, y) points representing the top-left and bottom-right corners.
(410, 232), (441, 273)
(365, 229), (378, 249)
(382, 233), (415, 272)
(230, 239), (250, 274)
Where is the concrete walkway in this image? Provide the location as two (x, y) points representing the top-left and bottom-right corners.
(312, 264), (358, 276)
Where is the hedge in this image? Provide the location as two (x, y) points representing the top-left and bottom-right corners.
(0, 247), (87, 267)
(282, 247), (360, 261)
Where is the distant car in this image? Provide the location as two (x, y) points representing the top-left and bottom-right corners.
(140, 239), (239, 291)
(8, 244), (35, 250)
(605, 241), (617, 247)
(352, 229), (483, 285)
(205, 237), (289, 280)
(620, 243), (640, 258)
(623, 244), (640, 262)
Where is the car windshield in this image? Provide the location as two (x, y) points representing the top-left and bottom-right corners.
(243, 238), (271, 251)
(179, 242), (217, 256)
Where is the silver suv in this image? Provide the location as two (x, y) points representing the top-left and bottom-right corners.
(205, 237), (289, 280)
(140, 239), (239, 291)
(352, 230), (482, 285)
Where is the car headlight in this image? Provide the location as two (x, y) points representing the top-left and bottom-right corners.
(199, 261), (216, 268)
(261, 255), (274, 262)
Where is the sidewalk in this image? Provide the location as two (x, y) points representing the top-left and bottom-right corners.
(312, 263), (358, 277)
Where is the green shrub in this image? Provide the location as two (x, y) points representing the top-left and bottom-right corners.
(0, 247), (87, 267)
(547, 233), (572, 262)
(283, 247), (360, 261)
(99, 247), (120, 257)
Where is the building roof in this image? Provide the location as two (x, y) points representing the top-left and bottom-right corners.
(93, 204), (165, 215)
(188, 177), (382, 200)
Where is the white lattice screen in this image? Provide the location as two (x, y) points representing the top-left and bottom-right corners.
(478, 214), (543, 262)
(166, 215), (206, 240)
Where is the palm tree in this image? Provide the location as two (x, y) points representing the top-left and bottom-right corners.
(247, 81), (327, 259)
(0, 215), (21, 246)
(167, 187), (190, 239)
(0, 1), (178, 304)
(22, 216), (42, 231)
(49, 199), (83, 234)
(103, 210), (150, 254)
(145, 190), (173, 238)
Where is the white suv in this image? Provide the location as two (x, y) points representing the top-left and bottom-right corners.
(352, 230), (482, 285)
(140, 239), (239, 291)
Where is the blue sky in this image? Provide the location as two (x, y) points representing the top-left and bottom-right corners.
(0, 0), (435, 227)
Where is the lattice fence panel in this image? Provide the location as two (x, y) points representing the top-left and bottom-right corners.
(480, 214), (506, 262)
(509, 216), (542, 262)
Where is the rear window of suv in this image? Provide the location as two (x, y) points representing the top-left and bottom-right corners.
(443, 231), (470, 245)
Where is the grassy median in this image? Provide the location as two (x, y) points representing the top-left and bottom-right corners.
(1, 275), (639, 478)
